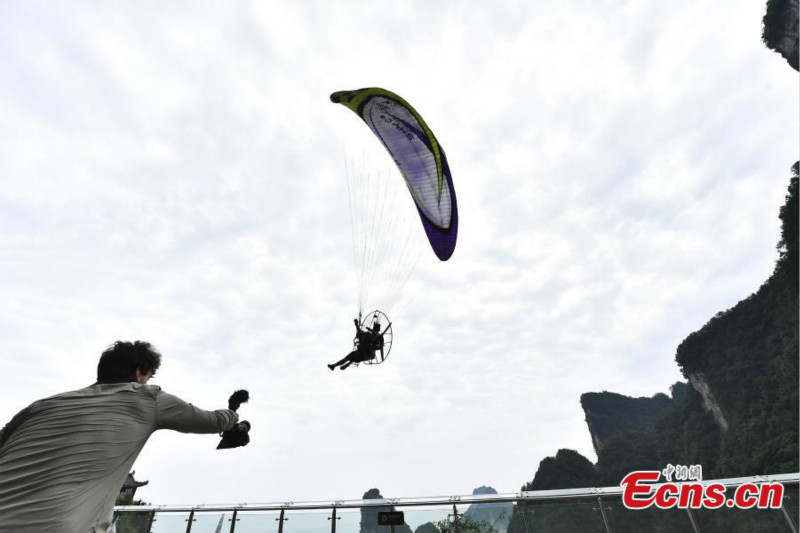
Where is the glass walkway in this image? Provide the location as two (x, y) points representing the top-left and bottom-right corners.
(113, 473), (799, 533)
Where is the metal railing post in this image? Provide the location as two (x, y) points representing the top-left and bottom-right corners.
(277, 509), (287, 533)
(328, 507), (341, 533)
(781, 496), (799, 533)
(685, 508), (702, 533)
(452, 504), (460, 533)
(518, 501), (532, 533)
(185, 509), (195, 533)
(229, 509), (239, 533)
(145, 510), (156, 533)
(594, 497), (612, 533)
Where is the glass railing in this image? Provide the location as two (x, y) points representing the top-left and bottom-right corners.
(113, 473), (799, 533)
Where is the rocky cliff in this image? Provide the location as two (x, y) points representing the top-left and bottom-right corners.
(581, 385), (687, 454)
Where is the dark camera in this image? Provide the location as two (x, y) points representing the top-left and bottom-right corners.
(217, 420), (251, 449)
(217, 389), (251, 450)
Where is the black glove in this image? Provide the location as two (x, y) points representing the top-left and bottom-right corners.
(228, 389), (249, 411)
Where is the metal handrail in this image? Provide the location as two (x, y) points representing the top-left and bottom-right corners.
(115, 472), (799, 513)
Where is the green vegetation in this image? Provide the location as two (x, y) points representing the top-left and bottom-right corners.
(112, 497), (151, 533)
(762, 0), (799, 70)
(581, 389), (682, 454)
(430, 510), (508, 533)
(596, 166), (798, 483)
(592, 166), (799, 483)
(675, 165), (798, 478)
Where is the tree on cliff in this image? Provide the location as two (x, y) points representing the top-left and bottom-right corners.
(762, 0), (799, 70)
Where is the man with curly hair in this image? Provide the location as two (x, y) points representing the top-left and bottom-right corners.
(0, 340), (239, 533)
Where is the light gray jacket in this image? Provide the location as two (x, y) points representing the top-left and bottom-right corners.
(0, 383), (236, 533)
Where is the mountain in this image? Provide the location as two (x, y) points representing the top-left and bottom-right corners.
(463, 486), (512, 533)
(599, 165), (798, 483)
(673, 168), (799, 477)
(506, 164), (797, 533)
(361, 485), (512, 533)
(360, 488), (413, 533)
(581, 384), (687, 454)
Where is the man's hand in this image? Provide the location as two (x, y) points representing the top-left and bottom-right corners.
(231, 411), (240, 426)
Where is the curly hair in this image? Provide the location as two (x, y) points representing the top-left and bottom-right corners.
(96, 341), (162, 384)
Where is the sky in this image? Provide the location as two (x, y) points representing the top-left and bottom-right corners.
(0, 0), (797, 507)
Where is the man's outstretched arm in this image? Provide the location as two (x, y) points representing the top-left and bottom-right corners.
(155, 391), (237, 433)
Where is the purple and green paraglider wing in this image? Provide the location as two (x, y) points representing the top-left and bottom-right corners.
(330, 87), (458, 261)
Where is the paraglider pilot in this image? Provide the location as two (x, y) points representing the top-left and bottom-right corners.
(328, 318), (391, 371)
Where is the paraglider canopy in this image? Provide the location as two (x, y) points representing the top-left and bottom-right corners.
(330, 87), (458, 261)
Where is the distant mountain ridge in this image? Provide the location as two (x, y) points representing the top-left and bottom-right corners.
(464, 486), (512, 533)
(360, 488), (413, 533)
(581, 384), (687, 454)
(361, 486), (511, 533)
